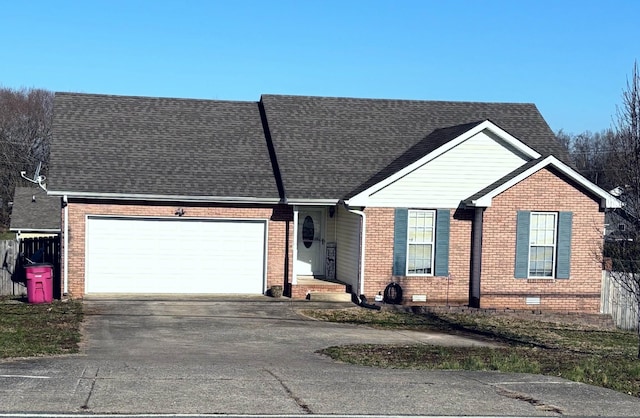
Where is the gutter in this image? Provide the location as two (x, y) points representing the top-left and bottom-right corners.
(45, 191), (281, 205)
(9, 229), (61, 233)
(287, 198), (341, 206)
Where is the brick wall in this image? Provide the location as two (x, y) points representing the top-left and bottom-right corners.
(359, 167), (605, 312)
(480, 168), (605, 312)
(64, 201), (292, 297)
(362, 207), (472, 305)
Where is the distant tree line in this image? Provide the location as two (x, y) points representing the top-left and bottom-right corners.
(558, 62), (640, 356)
(0, 87), (54, 229)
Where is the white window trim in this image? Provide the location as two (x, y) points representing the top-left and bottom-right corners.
(528, 212), (558, 278)
(406, 209), (436, 276)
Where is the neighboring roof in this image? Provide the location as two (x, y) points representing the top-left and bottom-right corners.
(260, 94), (570, 201)
(48, 93), (280, 202)
(463, 156), (622, 209)
(10, 187), (61, 232)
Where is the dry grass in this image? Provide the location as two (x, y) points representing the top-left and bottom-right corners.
(0, 298), (83, 358)
(305, 307), (640, 397)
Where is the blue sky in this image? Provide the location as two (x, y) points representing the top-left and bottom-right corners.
(1, 0), (638, 134)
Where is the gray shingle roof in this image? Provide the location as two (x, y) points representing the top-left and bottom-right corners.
(260, 95), (569, 200)
(49, 92), (570, 204)
(49, 93), (280, 200)
(347, 121), (486, 197)
(10, 187), (61, 232)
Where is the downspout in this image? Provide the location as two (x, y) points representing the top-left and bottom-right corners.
(63, 195), (69, 295)
(291, 209), (299, 285)
(345, 204), (366, 297)
(469, 207), (484, 308)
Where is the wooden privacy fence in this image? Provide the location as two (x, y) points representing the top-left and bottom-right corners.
(0, 237), (61, 298)
(601, 270), (639, 331)
(0, 240), (24, 296)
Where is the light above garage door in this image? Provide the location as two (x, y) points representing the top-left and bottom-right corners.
(85, 216), (266, 295)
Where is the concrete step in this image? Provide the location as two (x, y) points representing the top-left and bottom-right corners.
(307, 291), (353, 302)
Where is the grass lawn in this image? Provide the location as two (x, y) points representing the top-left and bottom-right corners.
(305, 307), (640, 397)
(0, 298), (83, 358)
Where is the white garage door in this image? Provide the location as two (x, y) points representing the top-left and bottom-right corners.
(85, 216), (266, 294)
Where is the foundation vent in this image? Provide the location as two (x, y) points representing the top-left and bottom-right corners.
(525, 296), (541, 305)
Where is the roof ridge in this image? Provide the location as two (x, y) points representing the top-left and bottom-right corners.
(261, 93), (538, 106)
(54, 91), (257, 105)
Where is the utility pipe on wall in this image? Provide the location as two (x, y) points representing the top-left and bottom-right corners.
(63, 195), (69, 295)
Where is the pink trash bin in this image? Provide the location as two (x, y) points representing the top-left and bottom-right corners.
(25, 264), (53, 304)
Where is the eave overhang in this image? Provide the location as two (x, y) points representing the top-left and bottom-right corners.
(46, 190), (281, 205)
(464, 155), (623, 209)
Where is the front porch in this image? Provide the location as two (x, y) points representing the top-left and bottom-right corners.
(290, 276), (352, 302)
(291, 204), (363, 301)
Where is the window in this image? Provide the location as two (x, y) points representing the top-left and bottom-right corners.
(528, 212), (557, 277)
(515, 211), (572, 279)
(407, 210), (435, 275)
(393, 208), (450, 277)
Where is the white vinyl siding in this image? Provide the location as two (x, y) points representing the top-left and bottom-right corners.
(529, 212), (557, 277)
(85, 216), (266, 294)
(335, 205), (361, 290)
(366, 130), (528, 208)
(407, 210), (435, 275)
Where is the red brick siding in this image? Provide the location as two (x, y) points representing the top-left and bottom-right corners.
(64, 202), (292, 298)
(481, 168), (604, 312)
(362, 207), (472, 305)
(360, 168), (605, 312)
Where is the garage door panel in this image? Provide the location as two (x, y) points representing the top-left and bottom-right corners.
(86, 217), (266, 294)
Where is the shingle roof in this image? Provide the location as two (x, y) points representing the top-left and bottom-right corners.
(347, 121), (486, 197)
(10, 187), (61, 232)
(49, 93), (280, 200)
(260, 95), (569, 200)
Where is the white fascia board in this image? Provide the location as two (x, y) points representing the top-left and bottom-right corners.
(45, 190), (281, 204)
(468, 155), (623, 209)
(9, 228), (61, 233)
(348, 120), (541, 206)
(286, 198), (340, 206)
(480, 121), (541, 159)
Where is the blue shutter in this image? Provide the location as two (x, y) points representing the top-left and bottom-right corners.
(514, 211), (531, 278)
(434, 209), (450, 276)
(393, 208), (408, 276)
(556, 212), (573, 279)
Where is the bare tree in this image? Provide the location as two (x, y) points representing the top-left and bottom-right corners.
(0, 87), (54, 228)
(556, 129), (617, 190)
(604, 61), (640, 358)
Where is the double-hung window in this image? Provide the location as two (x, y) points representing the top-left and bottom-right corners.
(407, 210), (435, 275)
(528, 212), (557, 277)
(515, 211), (572, 279)
(393, 208), (450, 277)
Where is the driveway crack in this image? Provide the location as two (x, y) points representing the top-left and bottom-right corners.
(495, 386), (564, 415)
(80, 366), (99, 410)
(264, 369), (313, 414)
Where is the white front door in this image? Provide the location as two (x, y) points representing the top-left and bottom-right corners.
(296, 209), (325, 276)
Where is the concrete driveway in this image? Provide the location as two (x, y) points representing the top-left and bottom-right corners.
(1, 298), (639, 416)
